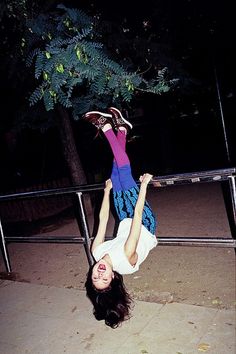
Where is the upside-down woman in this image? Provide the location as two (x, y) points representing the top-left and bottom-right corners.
(84, 107), (158, 328)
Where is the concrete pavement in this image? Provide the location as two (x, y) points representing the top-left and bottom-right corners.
(0, 280), (235, 354)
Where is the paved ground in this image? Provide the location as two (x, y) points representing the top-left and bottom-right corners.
(0, 280), (235, 354)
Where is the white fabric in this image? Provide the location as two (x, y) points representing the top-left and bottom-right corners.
(92, 218), (158, 274)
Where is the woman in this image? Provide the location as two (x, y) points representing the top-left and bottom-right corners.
(84, 107), (158, 328)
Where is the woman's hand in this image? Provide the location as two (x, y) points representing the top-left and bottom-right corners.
(139, 173), (153, 186)
(104, 178), (113, 192)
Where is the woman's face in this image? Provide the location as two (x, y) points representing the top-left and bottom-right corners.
(92, 259), (114, 290)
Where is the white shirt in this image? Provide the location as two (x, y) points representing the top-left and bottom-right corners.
(92, 218), (158, 274)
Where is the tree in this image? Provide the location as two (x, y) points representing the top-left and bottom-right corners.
(26, 5), (174, 112)
(23, 5), (175, 185)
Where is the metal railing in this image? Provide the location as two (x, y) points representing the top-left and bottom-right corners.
(1, 167), (235, 273)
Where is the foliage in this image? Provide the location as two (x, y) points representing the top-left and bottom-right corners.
(24, 4), (177, 118)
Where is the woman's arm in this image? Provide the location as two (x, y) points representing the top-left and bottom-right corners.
(124, 173), (153, 265)
(91, 179), (112, 252)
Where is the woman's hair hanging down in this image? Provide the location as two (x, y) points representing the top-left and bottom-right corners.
(85, 265), (133, 329)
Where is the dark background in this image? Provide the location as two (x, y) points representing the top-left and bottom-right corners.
(0, 0), (235, 192)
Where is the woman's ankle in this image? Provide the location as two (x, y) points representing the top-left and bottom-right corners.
(102, 123), (113, 132)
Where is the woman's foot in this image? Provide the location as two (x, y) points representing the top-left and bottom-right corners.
(107, 107), (133, 131)
(83, 111), (112, 130)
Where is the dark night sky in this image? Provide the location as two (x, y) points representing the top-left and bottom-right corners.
(78, 0), (236, 175)
(87, 0), (235, 165)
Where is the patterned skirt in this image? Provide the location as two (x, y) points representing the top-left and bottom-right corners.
(113, 186), (157, 235)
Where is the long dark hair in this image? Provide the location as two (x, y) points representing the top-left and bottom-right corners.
(85, 265), (133, 329)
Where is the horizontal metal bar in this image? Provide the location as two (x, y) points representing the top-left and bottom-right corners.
(152, 168), (236, 187)
(157, 237), (236, 248)
(5, 236), (85, 243)
(6, 235), (236, 248)
(0, 168), (235, 201)
(153, 176), (230, 187)
(154, 168), (236, 180)
(0, 184), (104, 201)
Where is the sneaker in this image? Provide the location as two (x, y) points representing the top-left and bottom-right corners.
(107, 107), (133, 130)
(83, 111), (112, 130)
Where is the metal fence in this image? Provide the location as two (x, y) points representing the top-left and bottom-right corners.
(1, 167), (235, 273)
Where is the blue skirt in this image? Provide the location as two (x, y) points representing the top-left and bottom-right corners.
(112, 186), (157, 235)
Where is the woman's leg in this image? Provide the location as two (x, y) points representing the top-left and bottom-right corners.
(103, 126), (157, 234)
(103, 126), (136, 220)
(116, 128), (126, 150)
(103, 128), (129, 168)
(103, 127), (137, 191)
(109, 129), (126, 191)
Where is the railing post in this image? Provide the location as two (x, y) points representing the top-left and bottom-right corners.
(0, 217), (11, 273)
(75, 192), (94, 266)
(228, 175), (236, 237)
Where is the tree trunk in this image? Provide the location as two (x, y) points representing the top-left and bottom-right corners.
(57, 106), (93, 215)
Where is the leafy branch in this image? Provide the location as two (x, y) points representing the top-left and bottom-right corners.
(24, 4), (177, 117)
